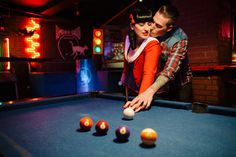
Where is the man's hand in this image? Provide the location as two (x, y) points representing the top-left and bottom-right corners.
(123, 88), (155, 112)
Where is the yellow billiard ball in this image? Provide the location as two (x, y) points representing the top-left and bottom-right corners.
(140, 128), (158, 146)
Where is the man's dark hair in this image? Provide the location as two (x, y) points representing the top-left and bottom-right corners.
(158, 4), (179, 26)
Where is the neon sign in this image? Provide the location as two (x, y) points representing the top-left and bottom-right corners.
(25, 19), (40, 58)
(5, 38), (10, 70)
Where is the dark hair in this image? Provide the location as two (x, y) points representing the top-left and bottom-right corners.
(128, 29), (136, 50)
(158, 4), (179, 26)
(129, 6), (153, 24)
(128, 5), (153, 50)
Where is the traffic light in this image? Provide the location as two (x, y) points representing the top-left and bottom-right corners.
(93, 29), (104, 55)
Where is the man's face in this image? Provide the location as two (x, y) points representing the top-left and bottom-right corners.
(150, 11), (173, 37)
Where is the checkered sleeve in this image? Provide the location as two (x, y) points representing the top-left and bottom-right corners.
(160, 39), (188, 80)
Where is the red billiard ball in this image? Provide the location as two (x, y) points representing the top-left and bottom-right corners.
(79, 117), (93, 131)
(95, 120), (109, 134)
(115, 125), (130, 141)
(140, 128), (158, 146)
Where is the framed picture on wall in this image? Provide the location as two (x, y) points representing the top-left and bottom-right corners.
(102, 25), (127, 69)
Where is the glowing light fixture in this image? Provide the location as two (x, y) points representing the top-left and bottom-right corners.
(5, 38), (10, 70)
(93, 29), (103, 55)
(94, 38), (102, 45)
(25, 19), (40, 58)
(94, 30), (102, 37)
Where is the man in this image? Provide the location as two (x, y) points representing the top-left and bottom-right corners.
(124, 4), (193, 112)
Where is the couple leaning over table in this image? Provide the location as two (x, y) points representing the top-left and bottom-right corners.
(120, 4), (193, 112)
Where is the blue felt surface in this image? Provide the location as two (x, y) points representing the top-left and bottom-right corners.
(0, 97), (236, 157)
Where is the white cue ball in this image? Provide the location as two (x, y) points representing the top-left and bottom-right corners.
(123, 107), (135, 119)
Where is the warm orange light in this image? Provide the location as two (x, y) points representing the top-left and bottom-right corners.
(94, 38), (102, 45)
(5, 38), (10, 70)
(94, 30), (102, 37)
(8, 101), (14, 104)
(25, 19), (40, 58)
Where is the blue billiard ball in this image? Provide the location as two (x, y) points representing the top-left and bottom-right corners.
(115, 125), (130, 141)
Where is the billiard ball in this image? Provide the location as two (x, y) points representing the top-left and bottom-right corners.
(123, 107), (135, 120)
(115, 125), (130, 141)
(140, 128), (158, 146)
(79, 116), (93, 131)
(95, 120), (109, 134)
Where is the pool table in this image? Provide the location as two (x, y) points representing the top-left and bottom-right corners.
(0, 93), (236, 157)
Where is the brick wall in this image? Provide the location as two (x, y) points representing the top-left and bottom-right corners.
(171, 0), (235, 106)
(192, 76), (220, 104)
(5, 16), (28, 58)
(171, 0), (231, 65)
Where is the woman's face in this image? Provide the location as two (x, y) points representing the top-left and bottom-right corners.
(132, 22), (153, 39)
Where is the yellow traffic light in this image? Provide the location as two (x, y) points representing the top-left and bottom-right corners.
(93, 29), (103, 55)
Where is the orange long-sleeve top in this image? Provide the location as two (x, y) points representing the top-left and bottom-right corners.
(122, 37), (162, 94)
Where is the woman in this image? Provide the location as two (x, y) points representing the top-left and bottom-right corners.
(121, 6), (162, 99)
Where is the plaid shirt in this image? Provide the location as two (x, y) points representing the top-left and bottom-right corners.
(158, 38), (192, 87)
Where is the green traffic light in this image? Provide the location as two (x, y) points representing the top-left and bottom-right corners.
(94, 46), (101, 53)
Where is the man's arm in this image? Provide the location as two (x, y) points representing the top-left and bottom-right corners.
(149, 75), (169, 94)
